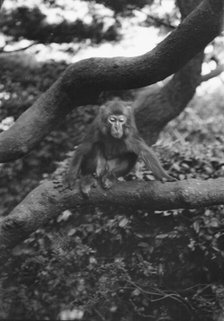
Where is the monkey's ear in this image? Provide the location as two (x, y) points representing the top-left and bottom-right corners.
(100, 105), (106, 111)
(99, 105), (107, 115)
(99, 105), (108, 120)
(126, 105), (133, 113)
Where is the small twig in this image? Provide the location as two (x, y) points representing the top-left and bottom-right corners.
(201, 64), (224, 82)
(93, 308), (106, 321)
(0, 42), (37, 54)
(135, 8), (176, 29)
(125, 278), (193, 312)
(145, 13), (176, 29)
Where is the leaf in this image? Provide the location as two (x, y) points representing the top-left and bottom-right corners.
(57, 210), (72, 222)
(156, 234), (168, 239)
(132, 289), (141, 296)
(138, 242), (149, 248)
(119, 217), (129, 228)
(209, 218), (219, 228)
(68, 228), (76, 236)
(193, 221), (200, 233)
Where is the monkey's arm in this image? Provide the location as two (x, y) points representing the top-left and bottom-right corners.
(64, 143), (92, 189)
(140, 140), (175, 181)
(128, 137), (175, 182)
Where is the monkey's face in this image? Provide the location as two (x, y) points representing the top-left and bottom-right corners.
(108, 114), (127, 139)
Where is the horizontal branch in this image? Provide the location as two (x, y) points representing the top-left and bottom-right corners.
(0, 0), (223, 162)
(1, 177), (224, 250)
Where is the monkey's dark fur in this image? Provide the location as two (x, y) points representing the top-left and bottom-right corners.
(65, 99), (175, 194)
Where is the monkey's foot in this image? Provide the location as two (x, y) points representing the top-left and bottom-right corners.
(63, 173), (78, 190)
(101, 176), (116, 189)
(80, 176), (97, 197)
(67, 179), (79, 190)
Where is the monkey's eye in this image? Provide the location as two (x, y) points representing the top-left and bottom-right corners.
(118, 116), (126, 123)
(108, 116), (116, 123)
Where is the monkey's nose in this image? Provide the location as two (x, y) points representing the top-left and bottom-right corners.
(115, 121), (120, 129)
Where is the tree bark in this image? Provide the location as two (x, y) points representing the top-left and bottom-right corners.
(0, 0), (222, 161)
(135, 0), (204, 144)
(1, 177), (224, 251)
(135, 53), (204, 144)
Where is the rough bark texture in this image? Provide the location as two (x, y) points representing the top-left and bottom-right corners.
(1, 177), (224, 251)
(135, 53), (204, 144)
(135, 0), (204, 144)
(0, 0), (222, 161)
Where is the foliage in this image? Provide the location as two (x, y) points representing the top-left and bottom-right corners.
(0, 6), (120, 44)
(42, 0), (154, 14)
(82, 0), (154, 14)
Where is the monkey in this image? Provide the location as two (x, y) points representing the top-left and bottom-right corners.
(65, 99), (175, 195)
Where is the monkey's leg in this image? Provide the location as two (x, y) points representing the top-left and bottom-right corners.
(64, 149), (83, 189)
(101, 158), (132, 189)
(65, 168), (80, 189)
(80, 175), (97, 196)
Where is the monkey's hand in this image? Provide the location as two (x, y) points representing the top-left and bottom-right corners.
(63, 170), (79, 190)
(80, 175), (97, 197)
(161, 174), (177, 183)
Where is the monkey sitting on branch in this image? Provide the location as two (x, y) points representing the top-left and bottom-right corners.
(64, 99), (175, 195)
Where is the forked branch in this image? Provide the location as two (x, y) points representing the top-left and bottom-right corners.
(0, 0), (222, 162)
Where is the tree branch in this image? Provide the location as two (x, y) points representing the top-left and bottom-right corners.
(201, 64), (224, 82)
(135, 0), (203, 144)
(0, 41), (37, 54)
(0, 0), (222, 162)
(1, 177), (224, 250)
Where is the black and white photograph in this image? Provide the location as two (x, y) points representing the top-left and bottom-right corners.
(0, 0), (224, 320)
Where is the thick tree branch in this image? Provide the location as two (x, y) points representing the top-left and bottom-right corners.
(0, 0), (222, 162)
(1, 177), (224, 250)
(135, 0), (204, 144)
(135, 52), (204, 144)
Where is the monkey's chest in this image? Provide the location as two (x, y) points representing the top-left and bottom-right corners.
(95, 141), (138, 177)
(81, 141), (137, 177)
(103, 140), (127, 160)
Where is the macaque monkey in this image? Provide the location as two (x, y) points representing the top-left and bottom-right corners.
(65, 99), (175, 194)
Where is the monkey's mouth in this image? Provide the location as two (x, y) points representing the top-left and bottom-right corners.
(112, 132), (123, 139)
